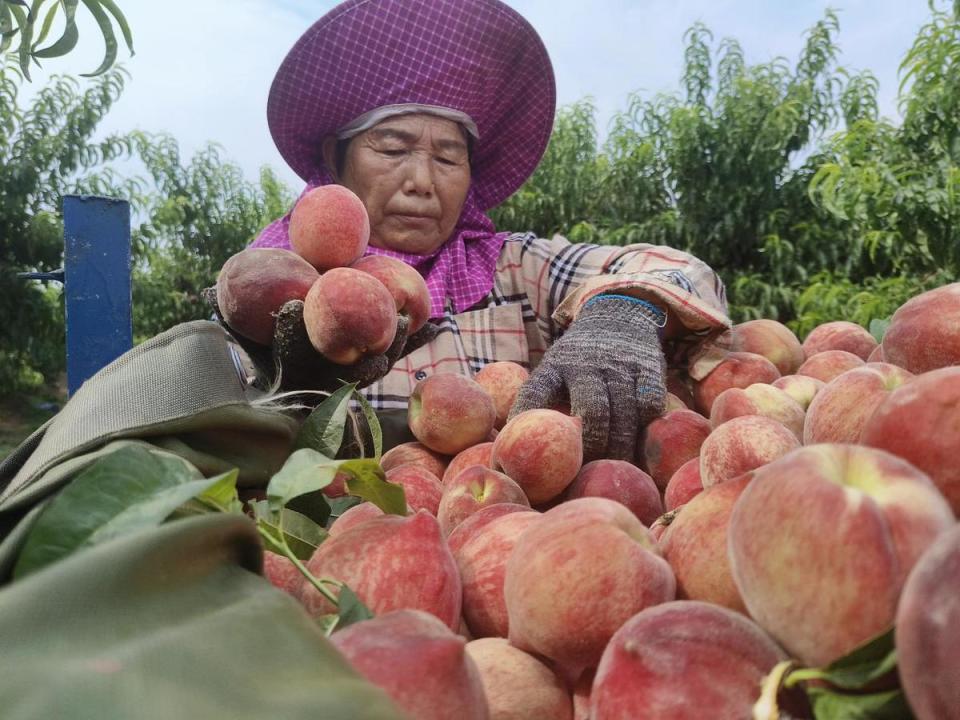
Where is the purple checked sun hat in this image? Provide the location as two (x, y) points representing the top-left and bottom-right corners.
(267, 0), (556, 210)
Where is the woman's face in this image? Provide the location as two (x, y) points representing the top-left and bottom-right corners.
(329, 113), (472, 255)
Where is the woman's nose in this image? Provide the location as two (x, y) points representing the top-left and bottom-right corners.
(402, 154), (435, 196)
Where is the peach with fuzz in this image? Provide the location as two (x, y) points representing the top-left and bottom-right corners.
(474, 362), (530, 429)
(802, 320), (878, 360)
(771, 374), (824, 411)
(796, 349), (864, 383)
(641, 409), (711, 491)
(380, 441), (449, 480)
(565, 459), (663, 526)
(437, 465), (530, 536)
(733, 318), (805, 375)
(385, 463), (443, 515)
(693, 352), (780, 416)
(664, 457), (703, 511)
(882, 282), (960, 373)
(699, 414), (800, 487)
(351, 254), (431, 334)
(408, 373), (497, 455)
(289, 184), (370, 270)
(709, 382), (805, 441)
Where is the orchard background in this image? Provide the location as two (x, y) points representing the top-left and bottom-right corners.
(3, 0), (959, 451)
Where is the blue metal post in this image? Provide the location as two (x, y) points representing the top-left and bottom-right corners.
(63, 195), (132, 396)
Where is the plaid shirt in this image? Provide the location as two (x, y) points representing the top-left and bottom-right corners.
(362, 233), (731, 410)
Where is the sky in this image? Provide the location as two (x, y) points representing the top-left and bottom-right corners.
(16, 0), (936, 191)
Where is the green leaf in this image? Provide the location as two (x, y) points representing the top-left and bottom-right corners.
(353, 387), (383, 459)
(79, 0), (118, 77)
(198, 470), (243, 514)
(869, 317), (891, 343)
(808, 688), (914, 720)
(334, 584), (374, 630)
(9, 3), (32, 78)
(253, 502), (328, 560)
(266, 448), (339, 509)
(31, 1), (58, 48)
(33, 0), (79, 58)
(13, 445), (230, 578)
(787, 628), (897, 691)
(340, 459), (406, 516)
(327, 495), (364, 525)
(97, 0), (132, 53)
(294, 383), (356, 457)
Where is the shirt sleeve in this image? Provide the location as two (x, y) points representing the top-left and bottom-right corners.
(507, 233), (731, 334)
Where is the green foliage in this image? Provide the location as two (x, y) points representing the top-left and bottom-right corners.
(0, 0), (133, 79)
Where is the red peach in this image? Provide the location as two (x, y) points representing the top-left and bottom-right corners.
(262, 551), (302, 597)
(728, 444), (955, 667)
(446, 503), (535, 556)
(709, 383), (805, 441)
(693, 352), (781, 416)
(385, 463), (443, 515)
(867, 344), (885, 363)
(660, 474), (751, 613)
(492, 409), (584, 505)
(408, 373), (496, 455)
(895, 524), (960, 720)
(443, 442), (494, 484)
(328, 502), (387, 537)
(466, 638), (573, 720)
(803, 363), (913, 445)
(664, 457), (703, 511)
(302, 268), (398, 364)
(733, 319), (805, 375)
(882, 282), (960, 373)
(474, 362), (530, 430)
(300, 510), (461, 629)
(699, 415), (800, 487)
(802, 320), (878, 360)
(330, 609), (488, 720)
(796, 349), (864, 383)
(504, 497), (675, 675)
(453, 511), (541, 638)
(641, 409), (712, 491)
(289, 184), (370, 270)
(771, 374), (825, 411)
(215, 248), (319, 345)
(861, 366), (960, 514)
(438, 465), (530, 536)
(351, 255), (431, 334)
(380, 441), (450, 481)
(591, 601), (789, 720)
(565, 459), (663, 526)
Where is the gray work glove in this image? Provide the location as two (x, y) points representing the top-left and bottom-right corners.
(510, 295), (667, 462)
(202, 287), (440, 394)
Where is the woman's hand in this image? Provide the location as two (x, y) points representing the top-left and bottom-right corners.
(509, 294), (667, 462)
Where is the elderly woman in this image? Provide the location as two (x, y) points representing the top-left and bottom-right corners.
(251, 0), (730, 462)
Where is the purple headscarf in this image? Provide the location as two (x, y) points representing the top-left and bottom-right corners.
(251, 169), (510, 318)
(255, 0), (556, 318)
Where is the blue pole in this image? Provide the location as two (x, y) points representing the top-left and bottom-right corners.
(63, 195), (132, 396)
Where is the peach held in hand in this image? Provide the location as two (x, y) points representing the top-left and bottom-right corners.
(351, 254), (431, 334)
(289, 184), (370, 270)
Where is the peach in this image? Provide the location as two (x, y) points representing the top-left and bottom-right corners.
(565, 459), (663, 526)
(709, 383), (805, 441)
(385, 463), (443, 515)
(664, 457), (703, 511)
(474, 362), (530, 430)
(591, 601), (788, 720)
(895, 524), (960, 720)
(641, 409), (712, 491)
(660, 474), (751, 613)
(321, 470), (349, 498)
(861, 366), (960, 514)
(328, 501), (387, 537)
(302, 268), (397, 364)
(380, 441), (449, 480)
(443, 442), (494, 484)
(693, 352), (780, 415)
(699, 415), (800, 487)
(408, 373), (497, 455)
(262, 551), (302, 597)
(803, 363), (913, 445)
(492, 409), (583, 505)
(796, 349), (865, 383)
(882, 282), (960, 373)
(300, 510), (461, 629)
(802, 320), (878, 360)
(289, 184), (369, 270)
(454, 511), (541, 638)
(728, 444), (955, 667)
(867, 344), (885, 363)
(215, 248), (319, 345)
(438, 465), (530, 536)
(330, 609), (488, 720)
(351, 254), (431, 334)
(771, 373), (824, 411)
(733, 319), (805, 375)
(504, 497), (675, 674)
(466, 638), (573, 720)
(446, 503), (534, 556)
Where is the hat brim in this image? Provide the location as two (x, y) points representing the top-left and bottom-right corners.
(267, 0), (556, 210)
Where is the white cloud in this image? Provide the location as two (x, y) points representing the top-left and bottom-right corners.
(15, 0), (937, 193)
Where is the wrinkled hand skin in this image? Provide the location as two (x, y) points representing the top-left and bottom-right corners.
(203, 287), (435, 395)
(510, 296), (667, 463)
